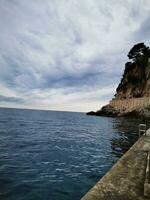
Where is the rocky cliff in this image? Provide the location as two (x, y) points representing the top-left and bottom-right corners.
(115, 59), (150, 99)
(87, 43), (150, 118)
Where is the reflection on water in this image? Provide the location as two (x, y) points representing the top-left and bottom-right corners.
(111, 117), (150, 157)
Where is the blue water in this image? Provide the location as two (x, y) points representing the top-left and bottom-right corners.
(0, 108), (145, 200)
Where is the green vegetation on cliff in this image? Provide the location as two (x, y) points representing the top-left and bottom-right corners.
(116, 43), (150, 99)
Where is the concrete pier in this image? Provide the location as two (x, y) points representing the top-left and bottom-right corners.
(81, 129), (150, 200)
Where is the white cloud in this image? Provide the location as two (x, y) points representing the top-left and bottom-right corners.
(0, 0), (150, 111)
(0, 84), (116, 112)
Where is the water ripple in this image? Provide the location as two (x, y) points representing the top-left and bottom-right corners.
(0, 108), (142, 200)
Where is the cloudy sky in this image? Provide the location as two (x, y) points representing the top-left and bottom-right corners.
(0, 0), (150, 112)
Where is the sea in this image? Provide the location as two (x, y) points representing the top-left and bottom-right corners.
(0, 107), (147, 200)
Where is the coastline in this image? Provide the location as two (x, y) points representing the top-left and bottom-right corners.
(87, 97), (150, 119)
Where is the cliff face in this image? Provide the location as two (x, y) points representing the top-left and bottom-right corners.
(115, 59), (150, 100)
(87, 43), (150, 118)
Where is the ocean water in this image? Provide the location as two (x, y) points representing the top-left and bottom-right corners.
(0, 108), (146, 200)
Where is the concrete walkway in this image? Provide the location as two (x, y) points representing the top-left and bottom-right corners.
(81, 129), (150, 200)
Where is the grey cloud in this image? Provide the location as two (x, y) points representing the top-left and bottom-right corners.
(0, 0), (150, 111)
(134, 16), (150, 42)
(0, 95), (24, 104)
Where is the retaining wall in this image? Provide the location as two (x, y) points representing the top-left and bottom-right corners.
(81, 129), (150, 200)
(109, 97), (150, 112)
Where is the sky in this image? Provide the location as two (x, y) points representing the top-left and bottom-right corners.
(0, 0), (150, 112)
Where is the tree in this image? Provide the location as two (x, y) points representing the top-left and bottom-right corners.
(127, 42), (150, 62)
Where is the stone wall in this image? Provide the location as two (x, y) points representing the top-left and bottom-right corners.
(109, 97), (150, 112)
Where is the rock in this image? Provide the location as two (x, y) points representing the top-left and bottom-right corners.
(115, 60), (150, 100)
(86, 111), (96, 115)
(94, 105), (119, 117)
